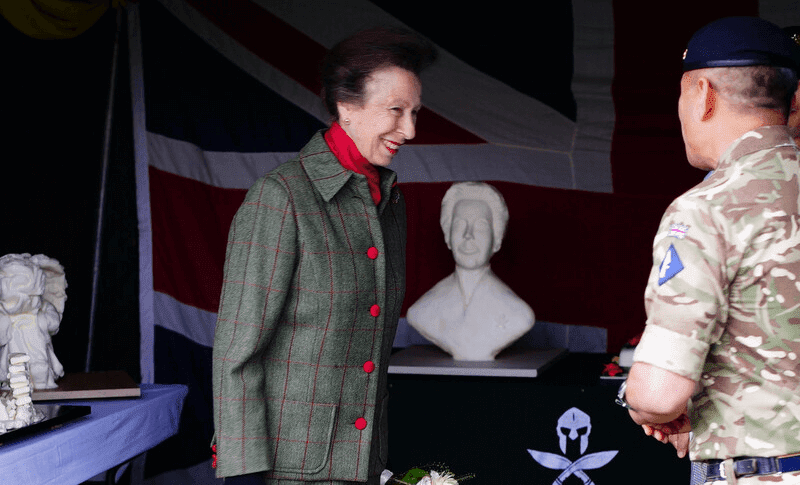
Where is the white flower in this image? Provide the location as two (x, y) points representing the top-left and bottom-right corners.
(429, 471), (458, 485)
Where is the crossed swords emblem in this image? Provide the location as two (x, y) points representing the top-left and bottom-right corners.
(527, 407), (617, 484)
(527, 449), (617, 485)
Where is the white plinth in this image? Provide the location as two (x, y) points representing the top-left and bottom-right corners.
(388, 345), (566, 378)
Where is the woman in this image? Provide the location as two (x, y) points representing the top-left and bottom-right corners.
(212, 27), (436, 485)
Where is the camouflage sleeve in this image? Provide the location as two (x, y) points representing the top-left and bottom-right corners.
(633, 193), (731, 381)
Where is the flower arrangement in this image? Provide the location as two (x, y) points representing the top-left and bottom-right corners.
(601, 333), (642, 378)
(383, 464), (473, 485)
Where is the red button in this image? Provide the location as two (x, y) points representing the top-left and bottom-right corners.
(355, 417), (367, 430)
(363, 361), (375, 373)
(367, 247), (379, 259)
(370, 305), (381, 317)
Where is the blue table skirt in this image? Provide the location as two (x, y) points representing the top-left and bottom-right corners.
(0, 383), (188, 485)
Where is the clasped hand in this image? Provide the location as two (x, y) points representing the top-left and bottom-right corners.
(640, 413), (692, 458)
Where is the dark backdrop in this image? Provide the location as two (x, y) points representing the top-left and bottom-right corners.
(2, 8), (140, 381)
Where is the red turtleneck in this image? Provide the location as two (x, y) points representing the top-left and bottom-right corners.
(324, 122), (382, 205)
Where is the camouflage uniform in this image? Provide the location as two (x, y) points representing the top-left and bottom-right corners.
(633, 125), (800, 462)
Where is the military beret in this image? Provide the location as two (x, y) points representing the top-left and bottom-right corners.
(683, 16), (800, 74)
(785, 26), (800, 48)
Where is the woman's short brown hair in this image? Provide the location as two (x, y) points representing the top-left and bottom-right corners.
(321, 27), (437, 121)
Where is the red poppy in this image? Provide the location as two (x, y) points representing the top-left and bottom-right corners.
(627, 333), (642, 347)
(602, 362), (624, 377)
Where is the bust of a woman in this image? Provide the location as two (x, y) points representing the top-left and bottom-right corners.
(406, 182), (534, 360)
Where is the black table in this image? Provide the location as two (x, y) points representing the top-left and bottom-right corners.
(387, 352), (690, 484)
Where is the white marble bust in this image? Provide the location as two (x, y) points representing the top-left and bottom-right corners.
(407, 182), (534, 360)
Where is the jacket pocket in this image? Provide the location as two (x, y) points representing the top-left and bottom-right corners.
(269, 400), (338, 474)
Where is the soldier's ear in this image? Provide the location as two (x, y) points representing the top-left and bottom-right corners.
(696, 75), (717, 123)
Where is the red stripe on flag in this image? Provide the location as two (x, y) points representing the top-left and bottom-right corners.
(183, 0), (485, 145)
(152, 161), (673, 352)
(150, 166), (246, 313)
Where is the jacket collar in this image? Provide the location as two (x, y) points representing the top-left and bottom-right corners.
(300, 130), (398, 208)
(718, 125), (796, 170)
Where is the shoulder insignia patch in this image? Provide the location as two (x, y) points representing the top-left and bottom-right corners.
(668, 223), (689, 239)
(658, 244), (685, 286)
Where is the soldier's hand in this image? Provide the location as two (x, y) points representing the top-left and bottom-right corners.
(641, 413), (691, 458)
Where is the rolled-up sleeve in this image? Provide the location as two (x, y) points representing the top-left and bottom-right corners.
(635, 195), (730, 381)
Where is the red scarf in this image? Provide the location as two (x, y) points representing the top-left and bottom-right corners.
(324, 122), (382, 205)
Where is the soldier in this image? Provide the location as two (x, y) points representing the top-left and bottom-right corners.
(786, 26), (800, 146)
(616, 17), (800, 484)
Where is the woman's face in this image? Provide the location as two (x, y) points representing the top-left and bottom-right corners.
(337, 66), (422, 167)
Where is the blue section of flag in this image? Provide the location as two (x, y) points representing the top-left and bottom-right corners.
(141, 1), (325, 153)
(372, 0), (577, 121)
(658, 244), (684, 286)
(147, 326), (214, 476)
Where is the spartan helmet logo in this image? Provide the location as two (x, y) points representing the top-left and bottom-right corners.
(528, 407), (617, 483)
(557, 407), (591, 455)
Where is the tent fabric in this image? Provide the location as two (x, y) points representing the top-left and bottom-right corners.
(128, 0), (800, 476)
(0, 0), (126, 40)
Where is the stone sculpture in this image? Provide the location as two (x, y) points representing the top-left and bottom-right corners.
(406, 182), (534, 360)
(0, 253), (66, 389)
(0, 353), (43, 432)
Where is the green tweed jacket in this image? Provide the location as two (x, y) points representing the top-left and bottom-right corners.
(212, 131), (406, 482)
